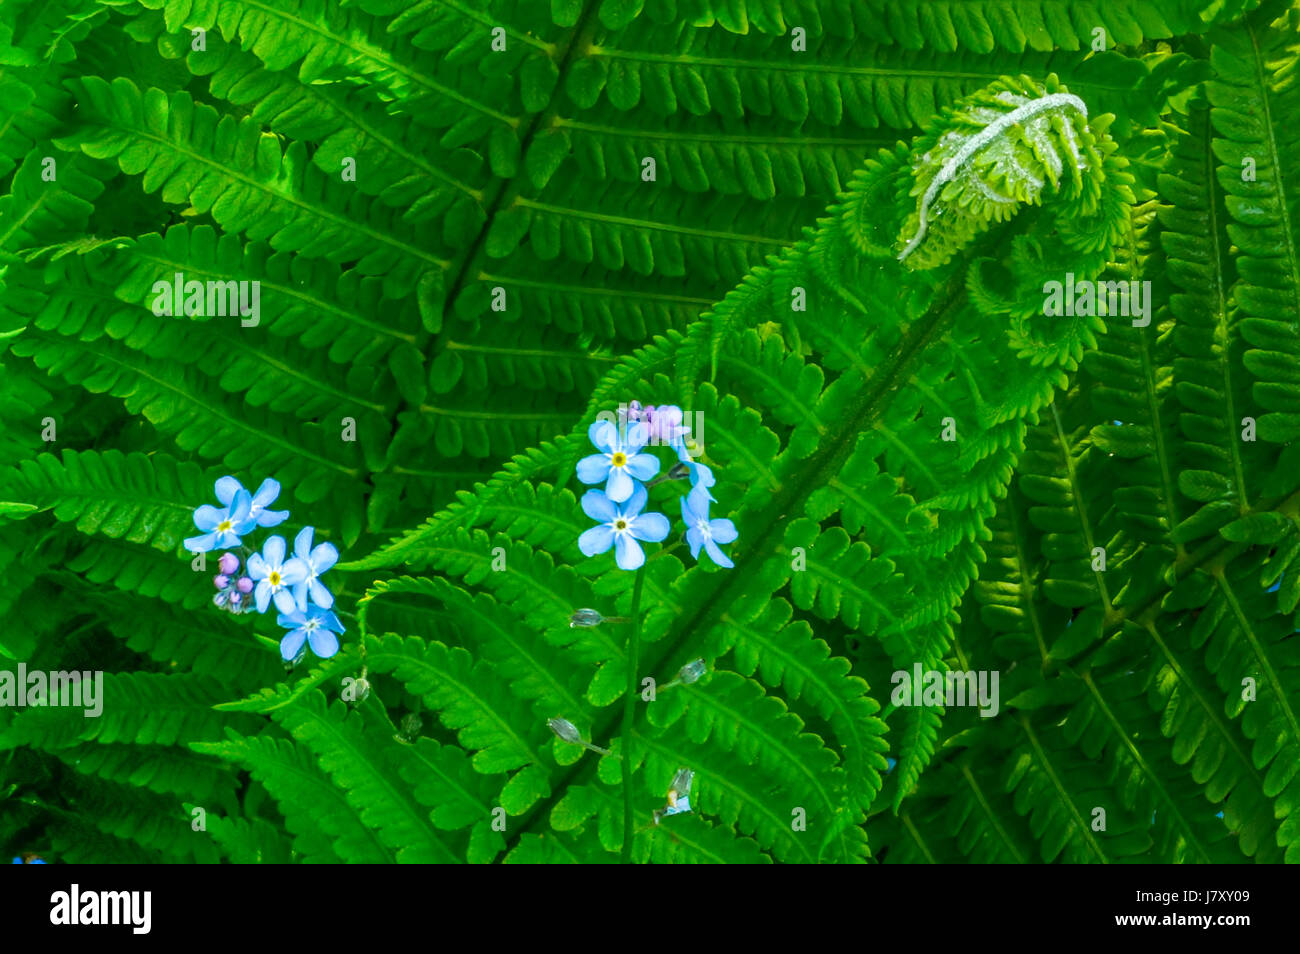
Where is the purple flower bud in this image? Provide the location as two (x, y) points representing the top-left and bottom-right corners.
(229, 591), (242, 605)
(218, 552), (239, 575)
(235, 576), (254, 593)
(214, 574), (230, 590)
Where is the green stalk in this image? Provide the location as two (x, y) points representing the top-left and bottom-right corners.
(620, 564), (647, 864)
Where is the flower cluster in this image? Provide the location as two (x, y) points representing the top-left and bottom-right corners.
(184, 477), (344, 665)
(575, 402), (736, 570)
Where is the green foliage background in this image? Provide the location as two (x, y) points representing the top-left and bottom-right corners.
(1, 0), (1298, 863)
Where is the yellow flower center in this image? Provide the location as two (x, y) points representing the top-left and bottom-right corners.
(614, 519), (628, 531)
(269, 571), (282, 587)
(217, 520), (233, 532)
(611, 452), (627, 467)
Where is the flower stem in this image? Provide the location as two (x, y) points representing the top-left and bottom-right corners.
(620, 564), (646, 864)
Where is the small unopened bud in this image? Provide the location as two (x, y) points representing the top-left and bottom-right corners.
(648, 461), (690, 489)
(350, 678), (371, 704)
(677, 659), (706, 684)
(570, 608), (604, 628)
(548, 717), (583, 745)
(218, 552), (239, 575)
(548, 717), (613, 756)
(400, 713), (423, 740)
(235, 576), (254, 593)
(213, 574), (230, 590)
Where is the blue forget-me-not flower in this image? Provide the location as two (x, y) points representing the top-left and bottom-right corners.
(184, 486), (257, 553)
(681, 484), (737, 568)
(291, 526), (339, 611)
(577, 419), (660, 503)
(215, 476), (288, 528)
(247, 535), (308, 615)
(277, 605), (345, 664)
(578, 484), (669, 571)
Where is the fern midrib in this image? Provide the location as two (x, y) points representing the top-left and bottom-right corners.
(415, 403), (573, 423)
(1213, 569), (1300, 745)
(631, 727), (817, 863)
(826, 477), (912, 547)
(129, 247), (420, 346)
(0, 178), (53, 253)
(306, 82), (482, 199)
(1049, 403), (1113, 614)
(479, 503), (585, 550)
(1016, 714), (1109, 863)
(53, 333), (363, 479)
(1123, 204), (1187, 560)
(697, 412), (780, 492)
(477, 270), (716, 307)
(871, 412), (943, 496)
(404, 743), (497, 829)
(720, 608), (881, 803)
(216, 645), (362, 713)
(553, 116), (894, 150)
(435, 0), (603, 368)
(280, 701), (459, 863)
(1079, 669), (1214, 862)
(899, 811), (938, 863)
(1007, 483), (1051, 667)
(213, 737), (397, 863)
(202, 44), (482, 201)
(90, 117), (447, 272)
(586, 47), (1022, 82)
(1141, 617), (1267, 794)
(1245, 19), (1300, 324)
(219, 337), (389, 416)
(443, 339), (617, 362)
(395, 585), (590, 718)
(717, 351), (826, 437)
(407, 533), (625, 661)
(426, 0), (554, 51)
(513, 196), (797, 248)
(17, 482), (194, 521)
(802, 546), (904, 628)
(958, 761), (1028, 863)
(234, 0), (518, 125)
(680, 682), (849, 856)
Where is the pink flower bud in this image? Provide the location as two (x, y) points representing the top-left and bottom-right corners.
(218, 552), (239, 575)
(236, 576), (254, 593)
(214, 574), (230, 590)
